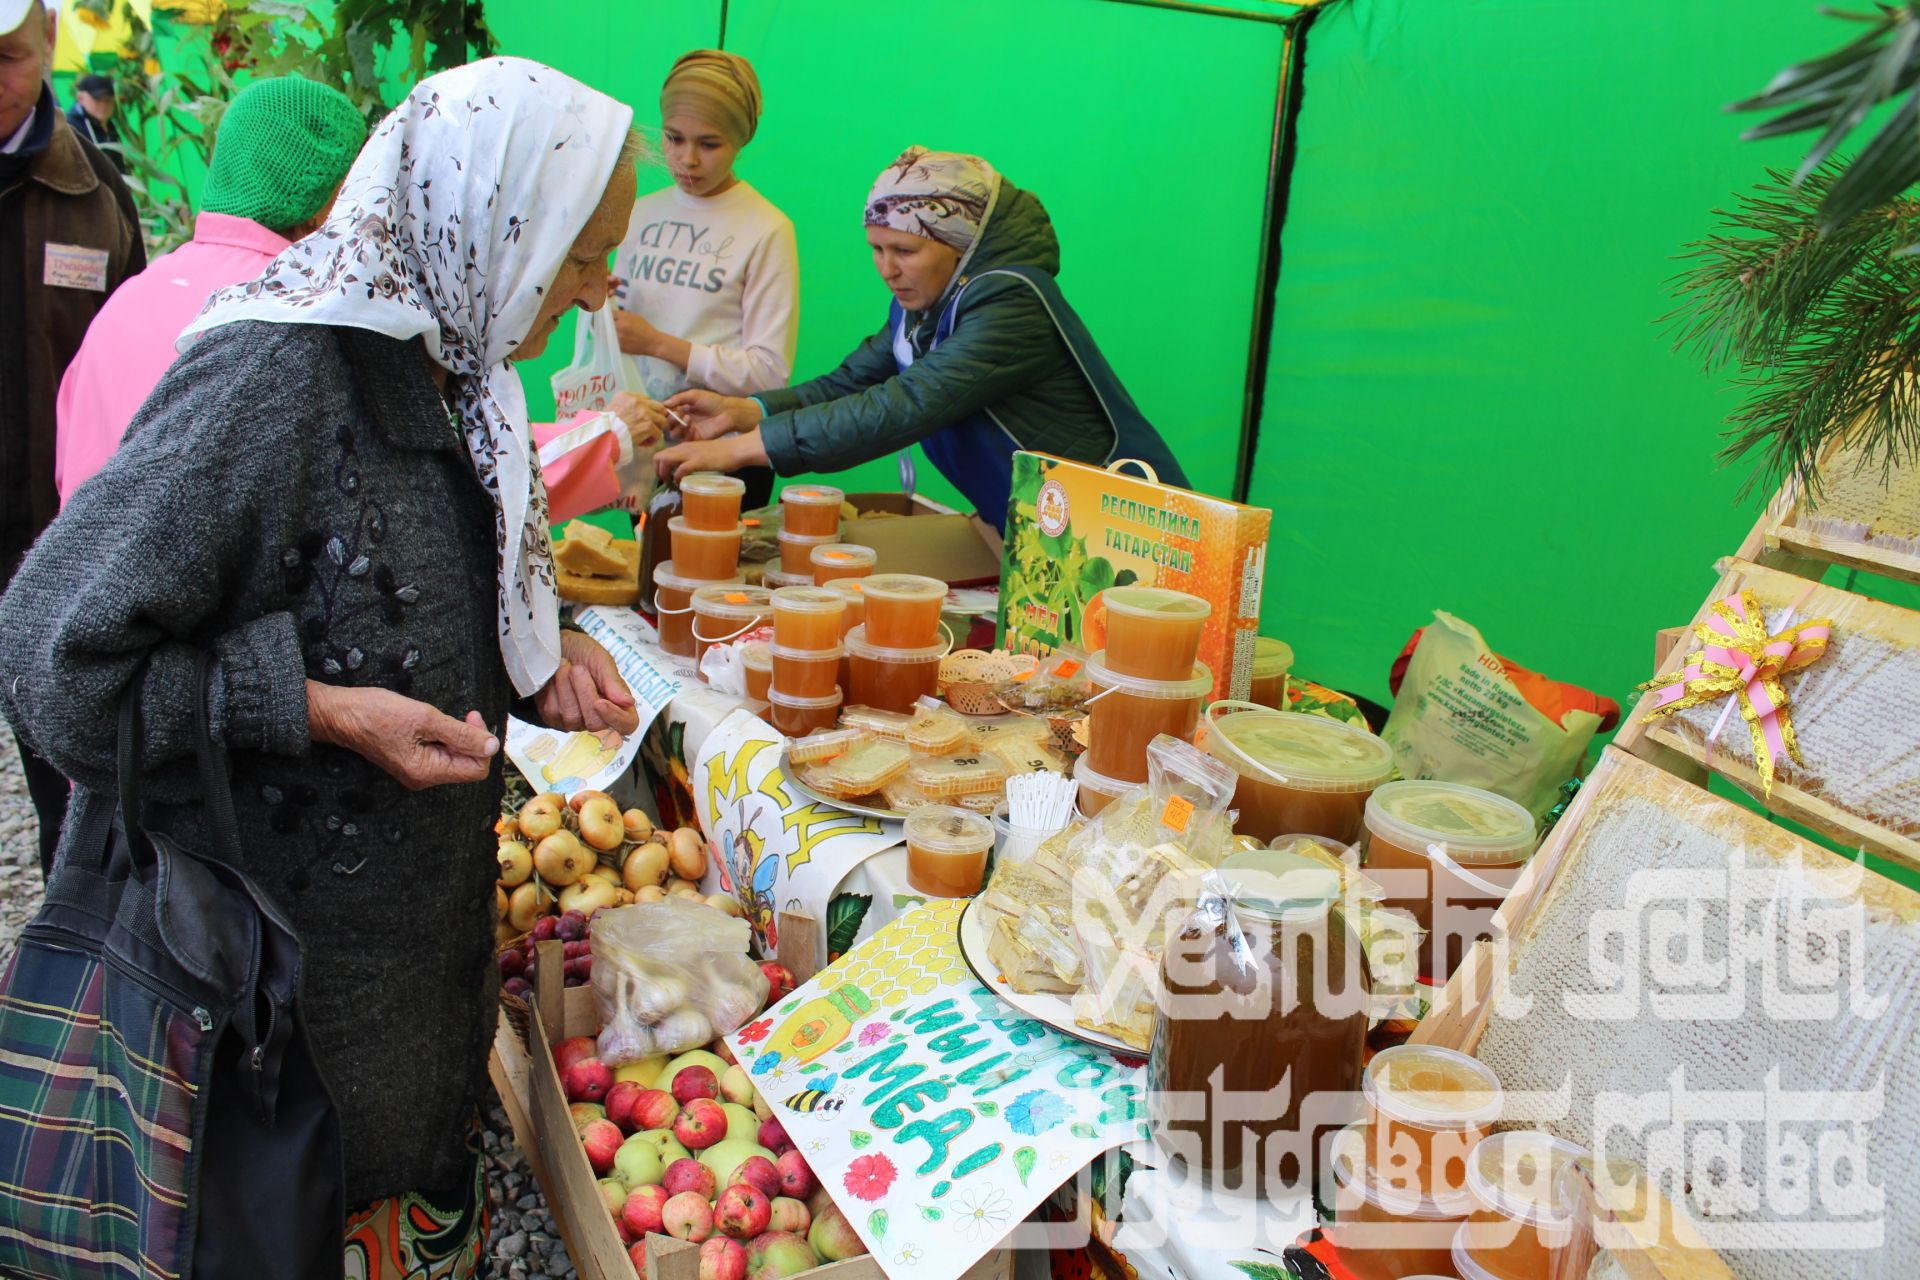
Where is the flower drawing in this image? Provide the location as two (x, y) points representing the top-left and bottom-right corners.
(858, 1021), (891, 1046)
(1006, 1089), (1070, 1136)
(844, 1153), (898, 1202)
(955, 1187), (1012, 1242)
(895, 1244), (924, 1266)
(737, 1017), (774, 1045)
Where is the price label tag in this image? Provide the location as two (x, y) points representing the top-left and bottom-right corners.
(1054, 659), (1082, 678)
(1161, 796), (1194, 832)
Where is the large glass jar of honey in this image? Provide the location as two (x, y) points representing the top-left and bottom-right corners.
(1202, 705), (1395, 845)
(1361, 781), (1537, 979)
(1149, 848), (1369, 1198)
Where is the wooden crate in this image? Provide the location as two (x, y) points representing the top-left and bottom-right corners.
(1738, 439), (1920, 589)
(493, 910), (1011, 1280)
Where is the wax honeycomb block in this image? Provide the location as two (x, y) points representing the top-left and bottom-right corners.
(840, 705), (911, 740)
(789, 727), (860, 765)
(803, 739), (911, 799)
(907, 753), (1007, 798)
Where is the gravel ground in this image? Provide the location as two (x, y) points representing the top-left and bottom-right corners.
(0, 725), (579, 1278)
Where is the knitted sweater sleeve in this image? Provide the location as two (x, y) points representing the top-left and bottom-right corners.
(0, 324), (314, 801)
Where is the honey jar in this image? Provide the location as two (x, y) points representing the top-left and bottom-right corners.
(1202, 704), (1395, 845)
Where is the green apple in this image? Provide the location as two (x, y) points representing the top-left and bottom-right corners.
(596, 1178), (628, 1216)
(719, 1103), (758, 1140)
(613, 1054), (669, 1088)
(698, 1136), (776, 1184)
(613, 1135), (665, 1187)
(661, 1049), (729, 1086)
(632, 1128), (692, 1166)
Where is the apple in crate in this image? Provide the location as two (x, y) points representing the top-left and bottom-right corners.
(552, 1035), (598, 1074)
(664, 1190), (714, 1243)
(745, 1231), (818, 1280)
(579, 1120), (623, 1176)
(759, 962), (796, 1005)
(622, 1184), (671, 1238)
(727, 1156), (781, 1201)
(563, 1058), (613, 1105)
(612, 1135), (665, 1188)
(568, 1102), (606, 1134)
(674, 1098), (728, 1150)
(699, 1237), (748, 1280)
(714, 1183), (773, 1240)
(776, 1152), (815, 1200)
(632, 1128), (692, 1167)
(757, 1118), (790, 1155)
(604, 1080), (646, 1133)
(631, 1088), (680, 1132)
(671, 1065), (720, 1104)
(698, 1137), (776, 1185)
(661, 1048), (730, 1082)
(719, 1066), (756, 1107)
(595, 1179), (628, 1217)
(768, 1197), (809, 1236)
(808, 1203), (868, 1261)
(718, 1104), (759, 1142)
(663, 1157), (717, 1200)
(628, 1240), (649, 1273)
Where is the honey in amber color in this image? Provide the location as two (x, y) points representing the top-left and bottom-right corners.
(771, 587), (845, 652)
(1100, 587), (1212, 681)
(778, 530), (836, 574)
(811, 543), (877, 585)
(1249, 637), (1293, 709)
(903, 806), (994, 898)
(771, 646), (841, 699)
(1084, 652), (1211, 783)
(1460, 1132), (1595, 1280)
(781, 484), (844, 537)
(860, 574), (946, 647)
(690, 585), (771, 666)
(1328, 1124), (1471, 1280)
(741, 643), (772, 702)
(1074, 756), (1131, 818)
(769, 688), (842, 737)
(653, 560), (729, 658)
(669, 517), (744, 580)
(1204, 707), (1395, 845)
(680, 473), (746, 531)
(847, 651), (941, 714)
(1361, 1045), (1502, 1201)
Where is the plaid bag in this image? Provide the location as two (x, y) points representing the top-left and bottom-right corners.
(0, 655), (345, 1280)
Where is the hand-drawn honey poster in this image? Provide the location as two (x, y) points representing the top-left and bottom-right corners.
(726, 898), (1148, 1278)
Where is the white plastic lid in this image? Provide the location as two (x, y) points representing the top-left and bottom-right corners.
(654, 560), (741, 594)
(1366, 781), (1538, 864)
(740, 641), (772, 672)
(1363, 1044), (1503, 1131)
(681, 473), (745, 499)
(691, 584), (773, 620)
(844, 624), (947, 663)
(1252, 636), (1294, 678)
(1330, 1123), (1477, 1220)
(1086, 650), (1212, 700)
(860, 573), (947, 604)
(825, 578), (866, 601)
(777, 528), (839, 547)
(771, 586), (846, 616)
(1072, 753), (1134, 799)
(768, 686), (844, 710)
(1218, 848), (1340, 921)
(771, 642), (844, 661)
(1465, 1131), (1590, 1228)
(762, 568), (813, 590)
(810, 543), (877, 569)
(1099, 586), (1211, 623)
(781, 484), (844, 508)
(903, 805), (995, 855)
(668, 516), (745, 540)
(1206, 706), (1395, 794)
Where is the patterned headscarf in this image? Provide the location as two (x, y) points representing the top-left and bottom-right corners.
(183, 57), (635, 698)
(660, 50), (762, 147)
(864, 146), (1000, 255)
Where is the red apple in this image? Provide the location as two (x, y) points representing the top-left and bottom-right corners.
(579, 1119), (623, 1176)
(759, 962), (796, 1005)
(775, 1151), (815, 1200)
(628, 1239), (649, 1271)
(604, 1080), (645, 1133)
(671, 1065), (720, 1104)
(767, 1196), (809, 1236)
(631, 1088), (681, 1132)
(568, 1102), (606, 1133)
(746, 1230), (818, 1279)
(621, 1184), (671, 1238)
(756, 1118), (791, 1155)
(553, 1035), (598, 1074)
(662, 1156), (718, 1200)
(674, 1098), (727, 1150)
(564, 1058), (614, 1105)
(663, 1190), (714, 1243)
(699, 1236), (748, 1280)
(714, 1039), (739, 1066)
(714, 1182), (773, 1240)
(807, 1202), (866, 1261)
(727, 1155), (781, 1201)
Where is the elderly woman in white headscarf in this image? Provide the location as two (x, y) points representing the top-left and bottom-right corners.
(654, 146), (1186, 530)
(0, 57), (641, 1273)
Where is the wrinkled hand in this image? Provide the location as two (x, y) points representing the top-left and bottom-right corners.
(654, 430), (770, 483)
(662, 389), (760, 442)
(306, 681), (498, 790)
(608, 392), (666, 453)
(613, 307), (665, 358)
(536, 631), (640, 736)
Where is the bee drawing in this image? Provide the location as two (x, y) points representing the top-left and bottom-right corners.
(784, 1073), (844, 1115)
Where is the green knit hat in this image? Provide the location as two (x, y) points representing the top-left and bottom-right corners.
(201, 77), (366, 231)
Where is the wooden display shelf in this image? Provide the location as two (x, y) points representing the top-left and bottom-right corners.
(1736, 440), (1920, 589)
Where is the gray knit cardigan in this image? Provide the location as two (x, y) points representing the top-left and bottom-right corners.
(0, 320), (518, 1206)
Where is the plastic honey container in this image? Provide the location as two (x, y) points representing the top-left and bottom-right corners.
(1362, 781), (1537, 978)
(780, 483), (844, 538)
(771, 586), (845, 652)
(778, 529), (838, 575)
(844, 624), (947, 713)
(1202, 705), (1395, 845)
(1249, 637), (1294, 709)
(653, 560), (739, 658)
(680, 472), (746, 531)
(1329, 1123), (1475, 1280)
(740, 641), (772, 703)
(690, 585), (772, 667)
(668, 516), (745, 581)
(810, 543), (877, 585)
(1362, 1045), (1503, 1202)
(1098, 587), (1212, 681)
(771, 644), (844, 700)
(1457, 1133), (1594, 1280)
(1084, 651), (1212, 784)
(762, 567), (813, 590)
(768, 686), (843, 739)
(859, 574), (948, 648)
(1073, 754), (1134, 818)
(903, 805), (995, 898)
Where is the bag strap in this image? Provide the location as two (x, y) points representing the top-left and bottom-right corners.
(115, 669), (145, 844)
(191, 650), (247, 868)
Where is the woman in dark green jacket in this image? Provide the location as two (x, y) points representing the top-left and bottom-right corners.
(654, 147), (1186, 529)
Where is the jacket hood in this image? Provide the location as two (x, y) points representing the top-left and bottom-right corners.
(962, 180), (1059, 279)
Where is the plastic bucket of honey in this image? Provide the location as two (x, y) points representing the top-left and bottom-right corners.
(1072, 754), (1134, 818)
(768, 686), (843, 738)
(690, 585), (772, 667)
(903, 805), (995, 898)
(859, 574), (948, 648)
(1249, 636), (1294, 709)
(1361, 1044), (1503, 1201)
(810, 542), (877, 585)
(680, 472), (746, 531)
(777, 529), (838, 575)
(780, 483), (844, 537)
(1098, 586), (1212, 681)
(844, 624), (950, 714)
(1330, 1123), (1475, 1280)
(653, 559), (740, 658)
(740, 641), (772, 703)
(1084, 650), (1212, 784)
(770, 586), (846, 652)
(1457, 1132), (1595, 1280)
(1202, 704), (1395, 845)
(668, 516), (745, 581)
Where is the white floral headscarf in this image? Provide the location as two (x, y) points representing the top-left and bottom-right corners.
(183, 57), (635, 697)
(864, 146), (1000, 256)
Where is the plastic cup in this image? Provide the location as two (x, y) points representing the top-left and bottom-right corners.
(1362, 1045), (1503, 1201)
(1363, 780), (1538, 978)
(669, 516), (745, 581)
(860, 574), (948, 648)
(844, 624), (948, 714)
(811, 542), (878, 585)
(771, 643), (844, 700)
(1458, 1133), (1595, 1280)
(781, 484), (844, 537)
(778, 529), (838, 575)
(653, 559), (740, 658)
(690, 585), (772, 667)
(1329, 1123), (1475, 1280)
(903, 805), (995, 898)
(1250, 636), (1294, 709)
(1085, 651), (1212, 784)
(1099, 587), (1212, 681)
(741, 641), (772, 703)
(768, 686), (843, 738)
(1073, 754), (1134, 818)
(771, 586), (846, 652)
(1202, 705), (1395, 845)
(681, 472), (746, 531)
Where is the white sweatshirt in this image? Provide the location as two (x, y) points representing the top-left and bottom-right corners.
(613, 180), (799, 399)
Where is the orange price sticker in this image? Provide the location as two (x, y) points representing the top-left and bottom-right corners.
(725, 593), (748, 604)
(1161, 796), (1195, 832)
(1054, 659), (1082, 678)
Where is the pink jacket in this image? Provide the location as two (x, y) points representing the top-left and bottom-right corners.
(55, 213), (290, 505)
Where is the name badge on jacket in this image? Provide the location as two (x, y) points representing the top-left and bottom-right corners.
(44, 243), (111, 291)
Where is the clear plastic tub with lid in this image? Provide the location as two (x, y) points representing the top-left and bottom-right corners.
(1249, 636), (1294, 709)
(1329, 1122), (1476, 1280)
(1098, 586), (1212, 681)
(1361, 1044), (1503, 1200)
(1362, 779), (1537, 977)
(653, 560), (741, 658)
(780, 483), (845, 537)
(1084, 650), (1212, 784)
(1457, 1131), (1595, 1280)
(770, 643), (844, 700)
(770, 585), (846, 652)
(767, 686), (843, 739)
(1202, 704), (1396, 845)
(858, 573), (948, 648)
(810, 542), (877, 585)
(680, 472), (746, 531)
(739, 640), (772, 702)
(762, 566), (813, 590)
(1073, 754), (1134, 817)
(902, 805), (995, 897)
(690, 585), (772, 666)
(668, 516), (745, 581)
(844, 623), (949, 714)
(777, 529), (838, 574)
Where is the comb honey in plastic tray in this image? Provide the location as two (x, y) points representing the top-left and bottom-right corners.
(908, 753), (1008, 798)
(801, 739), (912, 799)
(789, 726), (861, 765)
(841, 704), (912, 740)
(907, 699), (973, 755)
